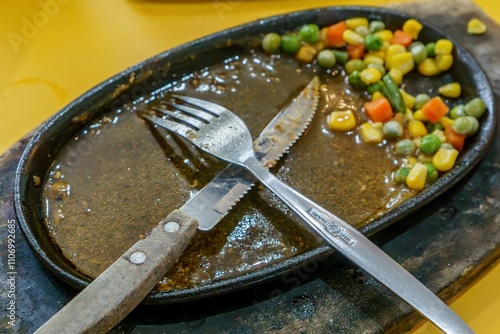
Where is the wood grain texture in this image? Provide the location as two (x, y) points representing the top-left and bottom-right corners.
(33, 210), (198, 334)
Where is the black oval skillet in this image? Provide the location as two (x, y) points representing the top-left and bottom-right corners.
(14, 6), (496, 304)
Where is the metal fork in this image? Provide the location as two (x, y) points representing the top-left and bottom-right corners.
(143, 95), (473, 334)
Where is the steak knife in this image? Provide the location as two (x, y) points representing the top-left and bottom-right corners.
(34, 77), (320, 334)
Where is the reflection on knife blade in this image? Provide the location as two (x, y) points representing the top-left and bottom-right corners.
(179, 76), (320, 230)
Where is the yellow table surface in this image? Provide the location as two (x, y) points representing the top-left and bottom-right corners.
(1, 1), (498, 332)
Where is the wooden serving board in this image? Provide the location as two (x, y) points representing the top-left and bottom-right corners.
(1, 0), (499, 333)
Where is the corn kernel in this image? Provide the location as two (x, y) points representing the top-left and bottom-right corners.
(400, 89), (416, 109)
(408, 120), (428, 137)
(342, 29), (364, 45)
(360, 68), (382, 85)
(367, 50), (386, 60)
(381, 40), (391, 51)
(467, 18), (487, 35)
(413, 110), (429, 122)
(402, 19), (423, 39)
(406, 163), (428, 190)
(408, 157), (419, 166)
(404, 109), (415, 122)
(433, 129), (447, 143)
(385, 44), (407, 69)
(372, 91), (384, 101)
(435, 54), (454, 71)
(360, 122), (383, 143)
(388, 68), (404, 85)
(328, 110), (357, 131)
(435, 39), (453, 55)
(371, 122), (383, 130)
(440, 116), (455, 128)
(433, 147), (459, 171)
(375, 30), (394, 42)
(296, 44), (317, 63)
(418, 58), (441, 76)
(389, 52), (415, 75)
(438, 82), (461, 98)
(345, 17), (369, 30)
(417, 153), (434, 163)
(363, 55), (385, 66)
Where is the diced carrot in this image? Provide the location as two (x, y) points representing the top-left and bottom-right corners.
(347, 43), (366, 59)
(364, 96), (394, 122)
(444, 126), (466, 151)
(391, 30), (413, 48)
(421, 97), (449, 123)
(326, 21), (348, 47)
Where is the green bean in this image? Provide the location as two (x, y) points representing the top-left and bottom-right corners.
(298, 24), (320, 44)
(423, 162), (438, 183)
(383, 121), (404, 139)
(426, 121), (443, 133)
(364, 34), (383, 51)
(449, 104), (466, 119)
(333, 50), (349, 65)
(317, 49), (336, 68)
(395, 139), (416, 155)
(345, 59), (365, 74)
(369, 20), (385, 33)
(414, 93), (431, 110)
(382, 74), (406, 114)
(261, 33), (281, 54)
(419, 134), (442, 155)
(394, 167), (412, 184)
(281, 34), (301, 55)
(464, 97), (486, 118)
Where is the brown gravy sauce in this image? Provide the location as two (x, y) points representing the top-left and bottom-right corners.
(43, 51), (413, 290)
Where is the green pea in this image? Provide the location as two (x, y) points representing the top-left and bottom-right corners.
(394, 167), (412, 184)
(426, 42), (436, 57)
(345, 59), (365, 74)
(410, 44), (428, 64)
(369, 20), (385, 33)
(409, 41), (424, 51)
(365, 34), (383, 51)
(452, 116), (479, 136)
(367, 81), (384, 94)
(348, 71), (365, 88)
(298, 24), (320, 44)
(419, 134), (442, 155)
(414, 93), (431, 110)
(423, 162), (439, 183)
(367, 63), (386, 75)
(395, 139), (416, 155)
(449, 104), (466, 119)
(281, 33), (301, 55)
(383, 121), (404, 139)
(317, 49), (337, 68)
(355, 25), (370, 37)
(427, 121), (444, 133)
(332, 50), (349, 65)
(464, 97), (486, 118)
(261, 33), (281, 54)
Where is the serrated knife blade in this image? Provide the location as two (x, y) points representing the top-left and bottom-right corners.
(181, 76), (320, 230)
(34, 76), (320, 334)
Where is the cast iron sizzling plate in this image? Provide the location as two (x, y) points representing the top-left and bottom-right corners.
(14, 7), (496, 304)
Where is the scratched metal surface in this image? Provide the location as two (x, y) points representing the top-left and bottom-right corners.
(0, 0), (499, 333)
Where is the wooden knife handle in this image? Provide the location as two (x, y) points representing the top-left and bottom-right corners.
(34, 209), (198, 334)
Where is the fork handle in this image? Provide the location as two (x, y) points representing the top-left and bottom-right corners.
(243, 157), (473, 334)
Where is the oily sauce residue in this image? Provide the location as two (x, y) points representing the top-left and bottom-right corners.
(43, 51), (413, 290)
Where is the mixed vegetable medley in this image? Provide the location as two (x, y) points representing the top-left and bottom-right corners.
(261, 17), (487, 191)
